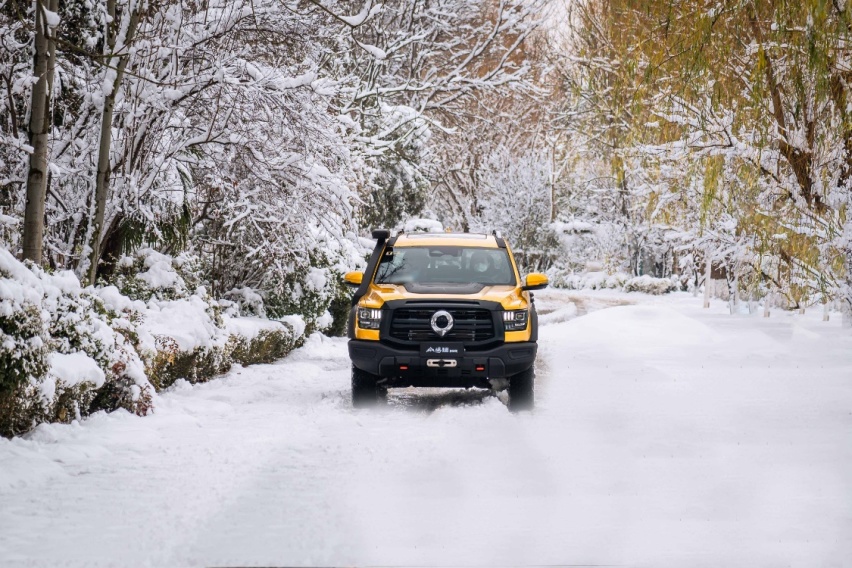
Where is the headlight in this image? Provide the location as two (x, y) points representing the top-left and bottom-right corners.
(502, 309), (528, 331)
(357, 308), (382, 330)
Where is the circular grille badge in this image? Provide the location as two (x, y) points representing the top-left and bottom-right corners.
(430, 310), (454, 337)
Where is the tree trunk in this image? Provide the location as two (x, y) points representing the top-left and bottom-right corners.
(692, 252), (699, 297)
(703, 250), (712, 308)
(21, 0), (59, 265)
(86, 1), (140, 285)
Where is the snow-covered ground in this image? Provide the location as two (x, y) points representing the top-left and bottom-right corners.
(1, 291), (851, 567)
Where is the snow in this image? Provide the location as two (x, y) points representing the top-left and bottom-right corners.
(0, 291), (850, 567)
(136, 249), (183, 290)
(46, 352), (106, 389)
(304, 266), (328, 292)
(278, 314), (306, 338)
(552, 219), (594, 233)
(94, 285), (146, 314)
(357, 41), (387, 60)
(138, 295), (227, 353)
(315, 309), (334, 330)
(222, 315), (287, 342)
(0, 248), (44, 307)
(555, 303), (720, 356)
(402, 217), (444, 233)
(537, 302), (578, 325)
(339, 1), (381, 26)
(42, 9), (60, 27)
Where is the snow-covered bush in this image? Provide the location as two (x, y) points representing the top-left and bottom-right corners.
(545, 270), (630, 291)
(2, 246), (312, 436)
(137, 292), (230, 390)
(43, 274), (152, 418)
(262, 234), (365, 335)
(145, 335), (229, 390)
(623, 275), (679, 295)
(110, 248), (202, 302)
(403, 218), (444, 233)
(265, 263), (334, 327)
(0, 252), (50, 396)
(222, 287), (267, 318)
(543, 269), (678, 295)
(0, 214), (18, 253)
(0, 251), (153, 437)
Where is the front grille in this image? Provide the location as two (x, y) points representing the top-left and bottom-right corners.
(389, 308), (495, 342)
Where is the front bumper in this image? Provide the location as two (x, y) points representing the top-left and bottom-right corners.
(349, 340), (537, 388)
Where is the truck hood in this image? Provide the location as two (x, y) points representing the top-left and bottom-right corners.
(360, 283), (529, 311)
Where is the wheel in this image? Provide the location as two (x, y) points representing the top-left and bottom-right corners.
(507, 365), (535, 411)
(351, 365), (384, 407)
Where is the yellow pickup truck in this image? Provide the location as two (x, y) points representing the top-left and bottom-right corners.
(345, 229), (548, 410)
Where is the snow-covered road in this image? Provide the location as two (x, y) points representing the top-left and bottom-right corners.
(2, 292), (852, 567)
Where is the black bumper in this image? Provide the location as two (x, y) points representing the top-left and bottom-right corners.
(349, 340), (537, 388)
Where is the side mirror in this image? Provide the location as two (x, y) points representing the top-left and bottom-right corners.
(344, 271), (364, 287)
(522, 273), (548, 291)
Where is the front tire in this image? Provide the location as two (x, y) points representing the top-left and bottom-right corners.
(507, 365), (535, 411)
(351, 365), (383, 407)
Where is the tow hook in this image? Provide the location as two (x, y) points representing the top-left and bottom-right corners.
(426, 359), (458, 368)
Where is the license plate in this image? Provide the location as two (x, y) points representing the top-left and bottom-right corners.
(420, 342), (464, 357)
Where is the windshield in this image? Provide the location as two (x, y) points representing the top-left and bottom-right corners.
(374, 246), (516, 286)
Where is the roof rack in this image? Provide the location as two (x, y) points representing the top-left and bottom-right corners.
(491, 230), (506, 248)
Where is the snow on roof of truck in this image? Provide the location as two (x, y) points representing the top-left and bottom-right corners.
(393, 232), (499, 248)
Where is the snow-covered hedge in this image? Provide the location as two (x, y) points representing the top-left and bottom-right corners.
(225, 316), (305, 367)
(1, 250), (152, 437)
(622, 275), (679, 295)
(1, 250), (308, 438)
(546, 270), (629, 291)
(545, 268), (681, 295)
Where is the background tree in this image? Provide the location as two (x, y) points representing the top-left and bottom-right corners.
(552, 0), (851, 321)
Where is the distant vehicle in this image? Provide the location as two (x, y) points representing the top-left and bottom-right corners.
(344, 229), (548, 410)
